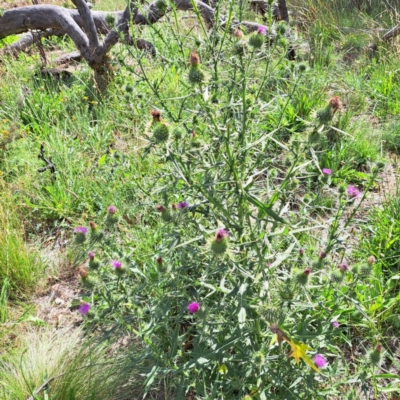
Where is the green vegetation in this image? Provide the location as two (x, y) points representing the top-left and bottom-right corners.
(0, 186), (44, 296)
(0, 0), (400, 398)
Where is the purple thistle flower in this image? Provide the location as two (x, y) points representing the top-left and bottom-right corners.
(314, 354), (327, 368)
(257, 26), (267, 35)
(110, 260), (122, 269)
(322, 168), (332, 175)
(187, 301), (200, 314)
(347, 185), (361, 199)
(215, 228), (229, 242)
(303, 267), (311, 276)
(88, 251), (95, 260)
(74, 226), (88, 234)
(332, 320), (339, 328)
(177, 201), (189, 209)
(78, 302), (91, 316)
(107, 205), (117, 214)
(299, 248), (305, 256)
(319, 251), (327, 259)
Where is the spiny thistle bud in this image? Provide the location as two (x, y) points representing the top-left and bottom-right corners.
(88, 251), (100, 269)
(351, 264), (359, 274)
(299, 248), (305, 256)
(331, 269), (344, 283)
(338, 184), (346, 194)
(249, 31), (265, 49)
(188, 67), (205, 84)
(156, 256), (163, 265)
(106, 205), (118, 225)
(295, 267), (311, 285)
(89, 221), (102, 240)
(277, 22), (287, 36)
(233, 41), (246, 55)
(172, 127), (183, 140)
(152, 123), (169, 142)
(156, 204), (172, 221)
(316, 106), (334, 125)
(189, 51), (200, 67)
(369, 344), (383, 366)
(74, 226), (88, 244)
(210, 228), (229, 255)
(319, 251), (327, 260)
(298, 63), (307, 73)
(111, 259), (124, 276)
(359, 262), (372, 277)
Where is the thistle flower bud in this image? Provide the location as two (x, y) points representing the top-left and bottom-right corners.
(338, 263), (349, 272)
(233, 27), (244, 39)
(89, 221), (102, 240)
(211, 228), (229, 255)
(88, 252), (100, 269)
(359, 263), (372, 277)
(331, 270), (344, 283)
(79, 267), (88, 280)
(189, 51), (200, 67)
(249, 31), (265, 49)
(328, 96), (342, 114)
(157, 205), (172, 221)
(152, 123), (169, 142)
(106, 205), (118, 225)
(151, 109), (162, 123)
(188, 67), (205, 84)
(295, 267), (311, 285)
(367, 256), (376, 264)
(74, 226), (88, 244)
(369, 345), (383, 366)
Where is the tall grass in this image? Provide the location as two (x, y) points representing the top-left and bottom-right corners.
(0, 183), (43, 297)
(0, 327), (134, 400)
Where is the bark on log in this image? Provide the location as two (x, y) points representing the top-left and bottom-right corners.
(383, 23), (400, 41)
